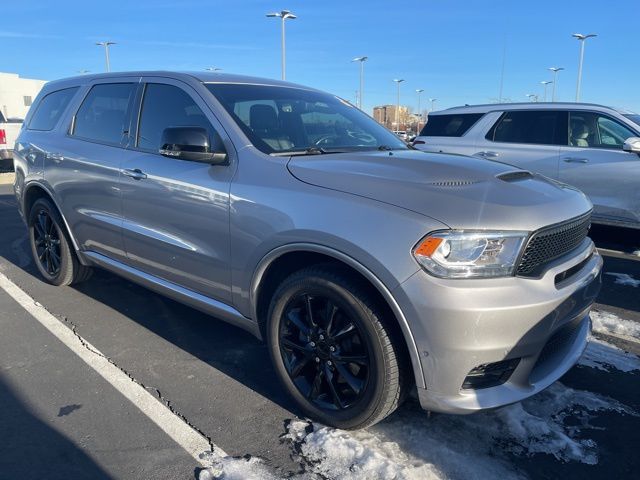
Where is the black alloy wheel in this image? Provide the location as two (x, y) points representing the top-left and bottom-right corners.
(279, 293), (370, 411)
(33, 209), (62, 276)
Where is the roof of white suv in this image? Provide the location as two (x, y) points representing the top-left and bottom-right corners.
(435, 102), (634, 116)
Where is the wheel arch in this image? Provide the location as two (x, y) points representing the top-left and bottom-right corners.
(23, 182), (81, 252)
(251, 243), (426, 389)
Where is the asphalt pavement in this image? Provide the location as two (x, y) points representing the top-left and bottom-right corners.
(0, 180), (639, 480)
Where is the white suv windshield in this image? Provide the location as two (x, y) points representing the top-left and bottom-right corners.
(206, 83), (407, 155)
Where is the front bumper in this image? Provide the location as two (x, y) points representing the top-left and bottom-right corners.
(394, 240), (602, 414)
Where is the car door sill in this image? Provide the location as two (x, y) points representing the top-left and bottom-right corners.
(82, 251), (261, 338)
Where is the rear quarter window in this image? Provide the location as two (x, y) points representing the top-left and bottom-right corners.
(419, 113), (483, 137)
(27, 87), (79, 131)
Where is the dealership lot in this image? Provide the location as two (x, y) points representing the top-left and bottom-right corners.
(0, 179), (639, 479)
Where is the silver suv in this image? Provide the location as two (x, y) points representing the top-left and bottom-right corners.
(413, 103), (640, 229)
(13, 72), (602, 429)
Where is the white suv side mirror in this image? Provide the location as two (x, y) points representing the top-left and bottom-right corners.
(622, 136), (640, 154)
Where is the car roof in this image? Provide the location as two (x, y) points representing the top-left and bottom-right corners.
(432, 102), (634, 116)
(41, 71), (321, 93)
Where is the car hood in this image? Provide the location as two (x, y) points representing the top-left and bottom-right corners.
(287, 150), (592, 231)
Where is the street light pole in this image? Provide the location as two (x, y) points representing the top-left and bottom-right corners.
(572, 33), (597, 102)
(393, 79), (404, 131)
(548, 67), (564, 102)
(352, 56), (368, 109)
(541, 81), (553, 102)
(429, 98), (437, 112)
(266, 10), (297, 80)
(526, 94), (539, 102)
(415, 89), (424, 133)
(96, 41), (116, 72)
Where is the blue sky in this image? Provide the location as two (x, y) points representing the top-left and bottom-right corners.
(1, 0), (638, 113)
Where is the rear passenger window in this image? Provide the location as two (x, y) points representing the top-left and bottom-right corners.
(28, 87), (79, 131)
(419, 113), (483, 137)
(137, 83), (218, 151)
(73, 83), (136, 145)
(487, 110), (567, 145)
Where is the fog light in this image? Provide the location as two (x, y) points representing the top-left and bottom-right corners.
(462, 358), (520, 390)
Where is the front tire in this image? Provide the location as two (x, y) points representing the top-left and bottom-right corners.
(28, 198), (92, 286)
(267, 265), (406, 429)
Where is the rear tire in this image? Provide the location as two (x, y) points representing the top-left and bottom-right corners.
(267, 265), (406, 429)
(28, 198), (92, 286)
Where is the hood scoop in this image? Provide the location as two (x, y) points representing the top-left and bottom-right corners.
(496, 170), (534, 182)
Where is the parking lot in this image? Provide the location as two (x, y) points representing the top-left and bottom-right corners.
(0, 174), (638, 480)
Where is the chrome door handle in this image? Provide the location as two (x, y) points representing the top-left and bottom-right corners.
(121, 168), (147, 180)
(476, 151), (499, 158)
(563, 157), (589, 163)
(45, 152), (64, 162)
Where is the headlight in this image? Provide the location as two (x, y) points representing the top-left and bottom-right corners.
(413, 230), (528, 278)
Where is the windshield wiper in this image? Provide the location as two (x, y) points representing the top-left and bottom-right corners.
(272, 147), (338, 157)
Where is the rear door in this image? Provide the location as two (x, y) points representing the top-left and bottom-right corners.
(119, 77), (235, 303)
(559, 111), (640, 225)
(46, 79), (139, 262)
(472, 109), (566, 178)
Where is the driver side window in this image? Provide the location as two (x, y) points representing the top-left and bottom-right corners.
(569, 111), (636, 149)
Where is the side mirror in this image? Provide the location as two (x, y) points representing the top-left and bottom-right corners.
(622, 136), (640, 154)
(159, 126), (228, 164)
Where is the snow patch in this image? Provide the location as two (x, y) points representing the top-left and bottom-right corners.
(197, 452), (279, 480)
(579, 337), (640, 372)
(284, 383), (637, 479)
(605, 272), (640, 288)
(590, 309), (640, 340)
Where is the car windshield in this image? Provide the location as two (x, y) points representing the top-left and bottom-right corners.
(623, 114), (640, 128)
(205, 83), (408, 155)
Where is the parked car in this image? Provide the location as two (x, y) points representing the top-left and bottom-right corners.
(0, 111), (23, 170)
(393, 130), (407, 140)
(413, 103), (640, 229)
(13, 72), (601, 429)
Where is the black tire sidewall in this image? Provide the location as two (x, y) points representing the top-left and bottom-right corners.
(267, 270), (389, 429)
(28, 199), (74, 286)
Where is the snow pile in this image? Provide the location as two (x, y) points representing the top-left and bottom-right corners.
(197, 451), (279, 480)
(285, 383), (636, 479)
(590, 310), (640, 340)
(605, 272), (640, 288)
(579, 337), (640, 373)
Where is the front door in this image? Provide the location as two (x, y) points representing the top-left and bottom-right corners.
(560, 111), (640, 226)
(119, 78), (235, 303)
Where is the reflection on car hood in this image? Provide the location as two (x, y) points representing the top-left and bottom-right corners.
(287, 150), (592, 231)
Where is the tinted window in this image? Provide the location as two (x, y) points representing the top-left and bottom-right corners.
(73, 83), (136, 145)
(207, 83), (407, 154)
(28, 87), (79, 131)
(137, 83), (217, 151)
(419, 113), (483, 137)
(487, 110), (566, 145)
(569, 111), (637, 149)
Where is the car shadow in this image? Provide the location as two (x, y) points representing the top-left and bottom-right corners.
(0, 377), (112, 480)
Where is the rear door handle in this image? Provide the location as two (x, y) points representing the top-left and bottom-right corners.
(563, 157), (589, 163)
(476, 151), (499, 158)
(121, 168), (147, 180)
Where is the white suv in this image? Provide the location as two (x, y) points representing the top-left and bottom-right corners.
(413, 103), (640, 229)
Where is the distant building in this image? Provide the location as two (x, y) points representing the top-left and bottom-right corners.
(373, 104), (410, 130)
(0, 72), (47, 120)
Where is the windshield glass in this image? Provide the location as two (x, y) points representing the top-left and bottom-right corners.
(205, 83), (407, 155)
(623, 114), (640, 128)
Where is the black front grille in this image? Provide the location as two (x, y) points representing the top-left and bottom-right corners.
(516, 212), (591, 277)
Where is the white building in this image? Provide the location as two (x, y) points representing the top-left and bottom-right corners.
(0, 72), (47, 120)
